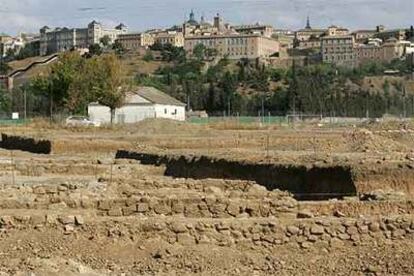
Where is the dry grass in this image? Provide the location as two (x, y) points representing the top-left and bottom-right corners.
(52, 138), (131, 154)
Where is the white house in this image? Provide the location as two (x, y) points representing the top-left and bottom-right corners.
(88, 86), (186, 124)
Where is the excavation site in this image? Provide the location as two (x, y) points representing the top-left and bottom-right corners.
(0, 119), (414, 275)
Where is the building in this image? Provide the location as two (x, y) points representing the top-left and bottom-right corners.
(0, 35), (25, 57)
(116, 33), (154, 50)
(183, 11), (228, 37)
(154, 31), (185, 47)
(321, 35), (355, 67)
(352, 29), (379, 43)
(326, 25), (349, 37)
(297, 37), (321, 50)
(295, 17), (327, 42)
(272, 29), (295, 49)
(322, 34), (412, 68)
(185, 33), (280, 60)
(233, 24), (273, 38)
(39, 21), (128, 55)
(375, 29), (407, 41)
(88, 86), (186, 124)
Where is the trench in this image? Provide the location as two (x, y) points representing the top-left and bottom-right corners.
(0, 133), (52, 154)
(115, 150), (357, 200)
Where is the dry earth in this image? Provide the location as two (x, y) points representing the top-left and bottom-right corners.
(0, 119), (413, 275)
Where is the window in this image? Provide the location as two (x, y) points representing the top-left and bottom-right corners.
(164, 108), (167, 114)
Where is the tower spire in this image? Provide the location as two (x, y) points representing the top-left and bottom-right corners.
(190, 9), (195, 21)
(306, 15), (311, 29)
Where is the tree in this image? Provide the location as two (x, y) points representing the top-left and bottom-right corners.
(0, 59), (10, 75)
(29, 52), (85, 116)
(5, 48), (16, 59)
(143, 50), (154, 62)
(193, 44), (206, 61)
(100, 35), (111, 47)
(71, 54), (127, 124)
(88, 44), (102, 57)
(112, 40), (125, 56)
(15, 41), (40, 60)
(0, 86), (11, 113)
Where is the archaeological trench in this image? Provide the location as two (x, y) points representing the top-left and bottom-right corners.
(0, 131), (414, 274)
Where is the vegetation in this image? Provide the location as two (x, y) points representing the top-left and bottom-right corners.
(143, 50), (154, 62)
(22, 52), (128, 123)
(137, 54), (414, 117)
(1, 45), (413, 119)
(87, 44), (103, 57)
(99, 35), (111, 47)
(0, 59), (10, 75)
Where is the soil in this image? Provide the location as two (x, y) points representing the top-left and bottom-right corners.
(0, 118), (413, 275)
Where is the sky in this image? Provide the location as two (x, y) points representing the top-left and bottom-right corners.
(0, 0), (413, 35)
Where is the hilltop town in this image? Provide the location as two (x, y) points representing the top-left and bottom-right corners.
(1, 12), (414, 69)
(0, 11), (413, 121)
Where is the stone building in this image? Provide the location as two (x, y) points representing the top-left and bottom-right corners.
(183, 11), (229, 37)
(322, 34), (411, 68)
(321, 35), (355, 67)
(116, 33), (154, 50)
(154, 31), (185, 47)
(295, 17), (327, 42)
(233, 24), (273, 38)
(39, 21), (128, 55)
(352, 30), (378, 43)
(326, 25), (349, 37)
(185, 34), (280, 60)
(0, 35), (25, 57)
(297, 37), (321, 50)
(375, 29), (407, 41)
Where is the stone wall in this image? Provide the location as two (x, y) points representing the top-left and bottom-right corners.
(1, 213), (413, 250)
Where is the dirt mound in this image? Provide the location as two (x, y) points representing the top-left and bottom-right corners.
(126, 119), (199, 135)
(345, 128), (409, 153)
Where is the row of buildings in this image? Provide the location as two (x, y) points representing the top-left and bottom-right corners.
(294, 18), (414, 68)
(2, 12), (414, 69)
(116, 12), (280, 60)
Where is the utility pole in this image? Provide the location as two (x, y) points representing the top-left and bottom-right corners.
(402, 85), (407, 118)
(261, 96), (265, 124)
(24, 87), (27, 121)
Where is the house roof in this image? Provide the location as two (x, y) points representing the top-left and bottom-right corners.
(130, 86), (186, 106)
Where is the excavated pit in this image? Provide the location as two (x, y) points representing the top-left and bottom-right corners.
(116, 150), (357, 200)
(0, 133), (51, 154)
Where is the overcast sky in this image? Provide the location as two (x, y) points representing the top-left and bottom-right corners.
(0, 0), (413, 35)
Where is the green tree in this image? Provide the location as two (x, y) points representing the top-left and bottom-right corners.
(88, 44), (102, 57)
(0, 59), (10, 75)
(143, 50), (154, 62)
(100, 35), (111, 47)
(0, 86), (11, 113)
(29, 52), (85, 116)
(193, 44), (206, 61)
(72, 54), (127, 124)
(112, 40), (125, 56)
(15, 41), (40, 60)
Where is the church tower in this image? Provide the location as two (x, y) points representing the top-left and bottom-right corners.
(306, 16), (311, 29)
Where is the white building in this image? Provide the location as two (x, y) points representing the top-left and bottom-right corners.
(88, 86), (186, 124)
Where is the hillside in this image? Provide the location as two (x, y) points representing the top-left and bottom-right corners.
(7, 54), (58, 87)
(119, 50), (170, 76)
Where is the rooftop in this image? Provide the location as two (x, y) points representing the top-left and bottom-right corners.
(129, 86), (186, 106)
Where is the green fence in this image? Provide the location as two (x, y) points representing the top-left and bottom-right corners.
(188, 116), (287, 125)
(0, 119), (30, 125)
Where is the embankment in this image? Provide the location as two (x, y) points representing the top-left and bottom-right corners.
(115, 150), (356, 200)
